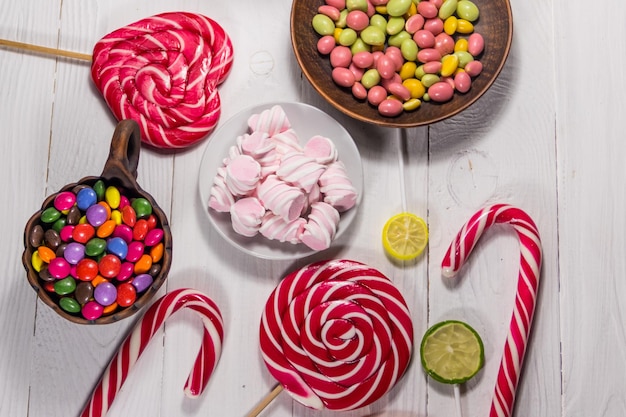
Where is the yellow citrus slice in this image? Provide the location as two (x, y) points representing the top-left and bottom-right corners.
(420, 320), (485, 384)
(382, 212), (428, 261)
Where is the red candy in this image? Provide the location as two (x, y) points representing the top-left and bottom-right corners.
(72, 223), (95, 243)
(116, 282), (137, 307)
(132, 219), (149, 241)
(76, 258), (99, 281)
(99, 254), (121, 278)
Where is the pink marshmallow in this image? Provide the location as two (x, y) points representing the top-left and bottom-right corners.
(276, 152), (326, 194)
(208, 166), (234, 212)
(259, 212), (306, 244)
(225, 154), (261, 196)
(230, 197), (266, 237)
(300, 202), (340, 251)
(303, 135), (338, 165)
(318, 161), (358, 212)
(247, 104), (291, 136)
(257, 175), (306, 222)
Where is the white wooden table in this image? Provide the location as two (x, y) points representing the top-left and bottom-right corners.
(1, 0), (623, 416)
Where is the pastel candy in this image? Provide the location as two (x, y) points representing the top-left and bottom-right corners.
(229, 197), (266, 237)
(208, 167), (235, 212)
(225, 155), (262, 196)
(257, 175), (306, 222)
(303, 135), (338, 164)
(300, 202), (340, 251)
(91, 12), (234, 149)
(259, 213), (306, 244)
(276, 152), (326, 194)
(247, 104), (291, 136)
(318, 161), (358, 212)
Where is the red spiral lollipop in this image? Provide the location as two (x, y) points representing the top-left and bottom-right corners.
(91, 12), (234, 149)
(259, 259), (414, 411)
(441, 204), (542, 417)
(80, 288), (224, 417)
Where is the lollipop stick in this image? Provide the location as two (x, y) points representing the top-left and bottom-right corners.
(396, 127), (408, 213)
(454, 384), (463, 417)
(246, 384), (283, 417)
(0, 38), (92, 61)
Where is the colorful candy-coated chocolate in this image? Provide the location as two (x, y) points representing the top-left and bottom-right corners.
(54, 191), (76, 211)
(132, 273), (153, 293)
(121, 205), (137, 227)
(37, 246), (56, 263)
(63, 242), (86, 265)
(132, 220), (149, 241)
(117, 262), (135, 281)
(94, 282), (118, 306)
(116, 282), (137, 307)
(82, 300), (104, 321)
(75, 281), (94, 304)
(131, 198), (152, 218)
(72, 223), (96, 244)
(112, 224), (133, 243)
(76, 187), (97, 210)
(54, 276), (77, 296)
(86, 204), (108, 227)
(76, 259), (99, 281)
(85, 238), (107, 257)
(106, 237), (128, 260)
(48, 257), (71, 279)
(41, 207), (61, 223)
(44, 229), (61, 250)
(59, 297), (81, 313)
(93, 180), (106, 201)
(105, 186), (121, 209)
(125, 241), (144, 263)
(144, 228), (164, 246)
(133, 254), (152, 274)
(99, 254), (121, 278)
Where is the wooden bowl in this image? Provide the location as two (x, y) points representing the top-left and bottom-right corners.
(291, 0), (513, 127)
(22, 120), (172, 324)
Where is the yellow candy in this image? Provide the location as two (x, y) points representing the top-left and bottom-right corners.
(455, 38), (469, 52)
(444, 16), (458, 35)
(402, 78), (426, 98)
(375, 6), (388, 14)
(441, 54), (460, 77)
(110, 210), (122, 225)
(403, 98), (422, 111)
(105, 186), (121, 209)
(399, 61), (418, 80)
(78, 215), (87, 224)
(333, 27), (343, 43)
(405, 2), (417, 17)
(31, 251), (44, 272)
(456, 19), (474, 34)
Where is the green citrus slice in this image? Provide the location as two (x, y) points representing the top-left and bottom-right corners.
(382, 212), (428, 261)
(420, 320), (484, 384)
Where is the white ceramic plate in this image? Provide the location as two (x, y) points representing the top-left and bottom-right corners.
(198, 102), (363, 260)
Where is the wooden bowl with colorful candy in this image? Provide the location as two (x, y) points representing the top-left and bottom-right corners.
(290, 0), (513, 127)
(22, 120), (172, 324)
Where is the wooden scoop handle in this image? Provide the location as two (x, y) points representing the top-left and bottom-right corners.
(101, 119), (141, 188)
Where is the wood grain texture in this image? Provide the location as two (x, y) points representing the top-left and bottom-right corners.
(1, 0), (623, 416)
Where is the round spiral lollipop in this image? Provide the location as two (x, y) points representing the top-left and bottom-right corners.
(259, 259), (414, 411)
(91, 12), (234, 149)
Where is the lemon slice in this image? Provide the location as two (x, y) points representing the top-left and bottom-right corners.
(382, 212), (428, 261)
(420, 320), (484, 384)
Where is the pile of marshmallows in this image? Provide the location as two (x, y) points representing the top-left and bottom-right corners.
(208, 105), (358, 251)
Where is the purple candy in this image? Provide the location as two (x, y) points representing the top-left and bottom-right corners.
(63, 242), (85, 265)
(94, 282), (117, 306)
(132, 273), (153, 293)
(86, 204), (108, 227)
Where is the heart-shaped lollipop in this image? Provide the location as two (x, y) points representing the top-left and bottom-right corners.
(91, 12), (234, 149)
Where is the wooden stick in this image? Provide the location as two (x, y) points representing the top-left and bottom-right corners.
(246, 384), (283, 417)
(0, 39), (91, 62)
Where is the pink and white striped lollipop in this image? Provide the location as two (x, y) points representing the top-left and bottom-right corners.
(259, 259), (414, 411)
(91, 12), (234, 149)
(80, 288), (224, 417)
(441, 204), (542, 417)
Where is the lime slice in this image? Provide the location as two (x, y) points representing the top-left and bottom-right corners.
(420, 320), (484, 384)
(381, 212), (428, 261)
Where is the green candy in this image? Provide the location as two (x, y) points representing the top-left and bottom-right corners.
(338, 28), (358, 46)
(421, 74), (441, 88)
(85, 238), (107, 257)
(386, 0), (412, 17)
(132, 197), (153, 218)
(388, 30), (411, 48)
(457, 0), (480, 22)
(361, 68), (381, 89)
(59, 297), (81, 313)
(350, 38), (370, 54)
(312, 14), (335, 36)
(386, 17), (406, 36)
(346, 0), (368, 12)
(41, 207), (61, 223)
(439, 0), (459, 20)
(54, 277), (76, 296)
(52, 217), (67, 233)
(401, 39), (419, 61)
(369, 14), (387, 33)
(360, 26), (386, 46)
(454, 50), (475, 68)
(93, 179), (106, 201)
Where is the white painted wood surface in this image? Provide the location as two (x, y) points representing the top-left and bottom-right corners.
(0, 0), (623, 416)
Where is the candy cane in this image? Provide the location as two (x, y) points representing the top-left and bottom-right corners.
(80, 288), (224, 417)
(441, 204), (542, 417)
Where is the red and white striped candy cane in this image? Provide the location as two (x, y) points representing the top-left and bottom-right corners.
(80, 288), (224, 417)
(441, 204), (542, 417)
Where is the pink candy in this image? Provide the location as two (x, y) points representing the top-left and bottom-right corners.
(207, 105), (358, 250)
